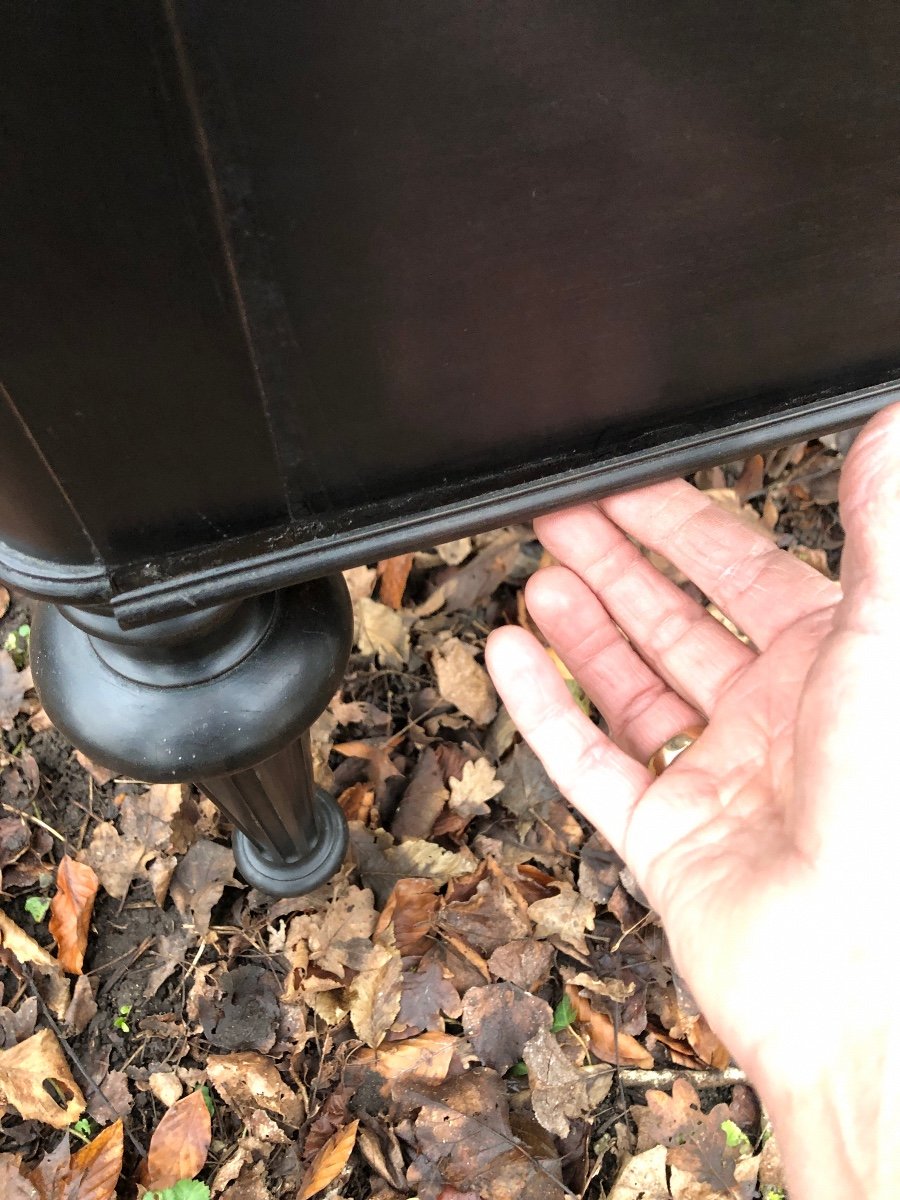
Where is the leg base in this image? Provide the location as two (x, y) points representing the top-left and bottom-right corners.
(232, 788), (348, 897)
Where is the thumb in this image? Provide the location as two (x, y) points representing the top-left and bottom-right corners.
(838, 402), (900, 627)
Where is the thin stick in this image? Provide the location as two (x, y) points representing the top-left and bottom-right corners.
(19, 963), (146, 1158)
(1, 802), (66, 844)
(617, 1065), (748, 1089)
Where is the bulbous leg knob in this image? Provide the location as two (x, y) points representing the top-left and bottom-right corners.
(31, 577), (353, 897)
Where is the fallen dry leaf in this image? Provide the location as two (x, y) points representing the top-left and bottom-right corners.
(0, 650), (31, 732)
(357, 1123), (407, 1192)
(0, 1154), (39, 1199)
(390, 746), (449, 842)
(169, 839), (239, 935)
(49, 855), (99, 975)
(406, 1067), (565, 1200)
(73, 751), (118, 787)
(528, 883), (595, 956)
(398, 959), (462, 1032)
(298, 1119), (359, 1200)
(337, 781), (376, 823)
(77, 822), (146, 901)
(566, 985), (653, 1069)
(65, 1118), (123, 1200)
(438, 871), (532, 956)
(0, 911), (69, 1018)
(206, 1050), (305, 1126)
(349, 943), (403, 1048)
(0, 996), (38, 1049)
(0, 1027), (86, 1128)
(356, 597), (411, 668)
(63, 974), (98, 1036)
(523, 1027), (613, 1138)
(431, 637), (497, 725)
(349, 1031), (458, 1090)
(333, 736), (404, 803)
(487, 939), (554, 992)
(148, 1070), (182, 1108)
(349, 824), (477, 906)
(144, 1089), (211, 1190)
(436, 528), (525, 613)
(374, 877), (439, 957)
(461, 982), (552, 1075)
(377, 553), (414, 609)
(447, 758), (504, 821)
(607, 1145), (669, 1199)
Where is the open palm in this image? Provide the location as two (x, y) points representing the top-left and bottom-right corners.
(486, 405), (900, 1192)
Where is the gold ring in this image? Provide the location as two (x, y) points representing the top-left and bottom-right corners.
(647, 725), (706, 777)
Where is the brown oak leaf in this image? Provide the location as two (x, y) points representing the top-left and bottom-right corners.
(398, 960), (462, 1032)
(431, 638), (497, 725)
(527, 883), (595, 956)
(406, 1067), (565, 1200)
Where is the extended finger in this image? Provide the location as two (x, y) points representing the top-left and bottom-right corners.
(838, 402), (900, 630)
(533, 506), (756, 713)
(485, 624), (650, 857)
(597, 480), (839, 648)
(525, 565), (702, 761)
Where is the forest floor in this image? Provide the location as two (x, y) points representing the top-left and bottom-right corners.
(0, 428), (856, 1200)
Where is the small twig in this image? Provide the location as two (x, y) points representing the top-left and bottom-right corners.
(1, 802), (66, 845)
(617, 1065), (748, 1089)
(96, 937), (154, 1001)
(18, 962), (146, 1158)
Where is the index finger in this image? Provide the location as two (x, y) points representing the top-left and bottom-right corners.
(485, 624), (651, 857)
(599, 480), (840, 649)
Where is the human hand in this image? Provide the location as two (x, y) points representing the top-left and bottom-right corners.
(486, 404), (900, 1198)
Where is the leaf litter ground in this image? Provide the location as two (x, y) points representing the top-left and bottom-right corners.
(0, 431), (853, 1199)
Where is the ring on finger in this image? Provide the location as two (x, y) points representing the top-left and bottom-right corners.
(647, 724), (707, 777)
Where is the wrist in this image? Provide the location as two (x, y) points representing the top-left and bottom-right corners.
(751, 1034), (900, 1200)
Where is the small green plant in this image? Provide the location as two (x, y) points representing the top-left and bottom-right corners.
(24, 895), (50, 923)
(113, 1004), (133, 1034)
(69, 1117), (93, 1144)
(196, 1084), (215, 1117)
(720, 1119), (752, 1155)
(550, 993), (577, 1033)
(3, 624), (30, 669)
(146, 1182), (210, 1200)
(509, 1060), (529, 1076)
(762, 1190), (786, 1200)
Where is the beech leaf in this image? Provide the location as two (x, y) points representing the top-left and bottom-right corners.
(145, 1090), (211, 1191)
(297, 1119), (359, 1200)
(0, 1153), (40, 1199)
(0, 1027), (86, 1128)
(349, 944), (403, 1048)
(65, 1118), (123, 1200)
(49, 855), (99, 975)
(0, 911), (70, 1017)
